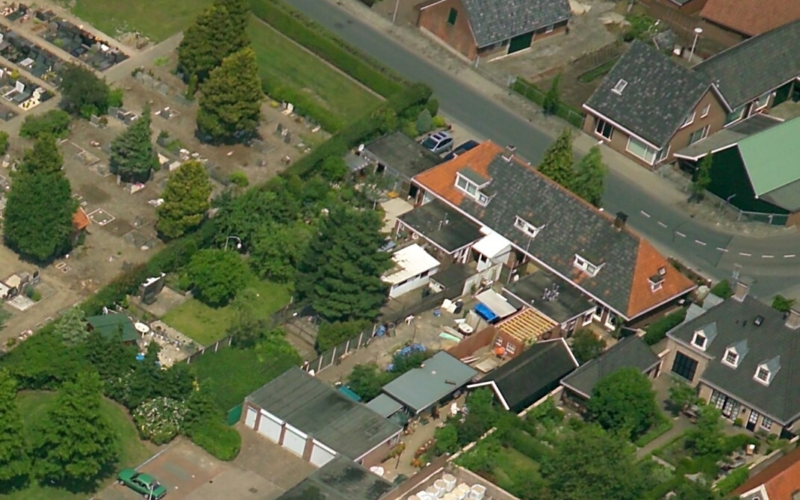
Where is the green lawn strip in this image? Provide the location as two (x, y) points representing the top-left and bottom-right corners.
(191, 345), (299, 411)
(8, 391), (153, 500)
(71, 0), (213, 42)
(248, 16), (380, 131)
(163, 280), (291, 346)
(577, 57), (619, 83)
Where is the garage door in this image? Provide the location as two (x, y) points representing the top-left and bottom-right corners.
(244, 407), (258, 429)
(282, 424), (307, 457)
(508, 32), (534, 54)
(310, 441), (336, 467)
(257, 411), (282, 442)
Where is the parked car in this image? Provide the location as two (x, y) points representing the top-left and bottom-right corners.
(443, 140), (480, 161)
(420, 131), (454, 155)
(118, 468), (168, 499)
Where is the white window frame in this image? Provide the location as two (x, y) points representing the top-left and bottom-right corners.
(748, 410), (760, 425)
(625, 136), (657, 165)
(761, 416), (773, 430)
(611, 79), (627, 95)
(649, 279), (663, 292)
(692, 332), (707, 350)
(514, 216), (541, 238)
(688, 125), (710, 146)
(455, 173), (491, 204)
(700, 104), (710, 118)
(754, 91), (771, 111)
(573, 254), (600, 277)
(725, 104), (747, 125)
(506, 342), (516, 354)
(755, 366), (771, 385)
(545, 24), (554, 34)
(477, 193), (489, 206)
(722, 348), (739, 368)
(681, 112), (696, 129)
(595, 118), (613, 140)
(656, 145), (670, 164)
(582, 313), (593, 326)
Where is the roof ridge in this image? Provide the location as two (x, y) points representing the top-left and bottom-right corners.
(696, 18), (800, 69)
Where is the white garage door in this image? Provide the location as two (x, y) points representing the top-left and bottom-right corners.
(257, 411), (282, 442)
(310, 441), (336, 467)
(244, 407), (258, 429)
(282, 424), (307, 457)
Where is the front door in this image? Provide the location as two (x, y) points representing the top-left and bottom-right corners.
(747, 410), (759, 431)
(508, 32), (534, 54)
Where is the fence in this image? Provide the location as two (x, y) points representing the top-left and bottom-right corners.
(226, 403), (243, 426)
(510, 77), (585, 129)
(703, 190), (790, 226)
(183, 335), (234, 364)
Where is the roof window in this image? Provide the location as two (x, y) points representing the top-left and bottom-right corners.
(573, 254), (601, 277)
(612, 79), (628, 95)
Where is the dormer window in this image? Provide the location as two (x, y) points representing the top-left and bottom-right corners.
(691, 323), (717, 352)
(723, 349), (738, 367)
(455, 168), (493, 206)
(649, 274), (664, 292)
(754, 356), (781, 386)
(756, 367), (770, 383)
(514, 216), (542, 238)
(722, 340), (747, 368)
(573, 254), (601, 277)
(693, 332), (707, 349)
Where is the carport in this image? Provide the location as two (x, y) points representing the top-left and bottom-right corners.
(475, 289), (518, 322)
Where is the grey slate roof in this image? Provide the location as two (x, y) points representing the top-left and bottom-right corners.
(381, 352), (477, 413)
(503, 270), (595, 324)
(675, 114), (783, 160)
(365, 394), (403, 418)
(560, 336), (659, 398)
(399, 200), (484, 252)
(668, 297), (800, 423)
(461, 0), (571, 48)
(246, 368), (402, 460)
(585, 40), (710, 147)
(471, 338), (578, 412)
(364, 131), (442, 180)
(430, 263), (474, 289)
(694, 19), (800, 109)
(277, 456), (393, 500)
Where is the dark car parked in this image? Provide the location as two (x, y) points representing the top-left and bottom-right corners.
(444, 140), (480, 161)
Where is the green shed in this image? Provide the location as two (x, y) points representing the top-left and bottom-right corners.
(86, 313), (140, 344)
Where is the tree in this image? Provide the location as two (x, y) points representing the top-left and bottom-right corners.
(667, 380), (699, 415)
(32, 371), (118, 485)
(320, 156), (348, 181)
(58, 64), (111, 117)
(416, 109), (433, 134)
(19, 110), (71, 139)
(586, 367), (661, 440)
(3, 139), (76, 262)
(772, 294), (795, 313)
(0, 370), (29, 485)
(537, 128), (574, 187)
(196, 48), (263, 144)
(543, 75), (561, 116)
(0, 131), (9, 156)
(433, 424), (459, 456)
(54, 307), (88, 346)
(570, 329), (605, 364)
(187, 249), (251, 307)
(539, 424), (648, 500)
(156, 160), (212, 239)
(249, 222), (313, 282)
(296, 205), (391, 322)
(571, 146), (607, 207)
(686, 404), (725, 457)
(17, 134), (63, 176)
(109, 106), (157, 183)
(317, 320), (371, 352)
(671, 478), (717, 500)
(177, 3), (249, 85)
(691, 154), (713, 201)
(346, 363), (388, 401)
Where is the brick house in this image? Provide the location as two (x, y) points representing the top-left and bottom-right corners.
(733, 446), (800, 499)
(416, 0), (570, 63)
(408, 141), (696, 330)
(701, 0), (800, 38)
(665, 280), (800, 435)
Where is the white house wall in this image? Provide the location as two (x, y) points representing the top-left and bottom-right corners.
(389, 266), (440, 298)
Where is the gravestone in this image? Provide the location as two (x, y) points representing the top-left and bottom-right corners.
(283, 130), (291, 144)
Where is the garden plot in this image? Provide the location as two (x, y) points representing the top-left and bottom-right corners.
(87, 207), (115, 226)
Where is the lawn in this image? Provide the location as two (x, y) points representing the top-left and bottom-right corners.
(70, 0), (212, 42)
(7, 391), (153, 500)
(163, 279), (292, 346)
(247, 17), (381, 123)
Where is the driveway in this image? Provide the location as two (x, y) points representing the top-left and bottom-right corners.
(280, 0), (800, 298)
(95, 429), (314, 500)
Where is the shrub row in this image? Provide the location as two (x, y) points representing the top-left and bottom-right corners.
(643, 308), (688, 346)
(261, 79), (347, 133)
(715, 466), (749, 496)
(189, 420), (242, 461)
(511, 77), (585, 128)
(250, 0), (406, 98)
(634, 417), (673, 448)
(283, 82), (432, 178)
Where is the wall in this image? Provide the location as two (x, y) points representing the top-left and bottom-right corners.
(447, 325), (497, 359)
(357, 434), (402, 468)
(662, 338), (710, 385)
(698, 383), (782, 436)
(495, 323), (560, 359)
(389, 265), (441, 299)
(418, 0), (478, 61)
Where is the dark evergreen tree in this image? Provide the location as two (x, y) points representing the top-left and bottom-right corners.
(17, 134), (63, 175)
(571, 146), (607, 207)
(0, 370), (29, 486)
(177, 4), (249, 85)
(296, 205), (391, 322)
(538, 128), (574, 188)
(109, 106), (157, 183)
(196, 48), (263, 144)
(156, 160), (212, 239)
(58, 64), (111, 117)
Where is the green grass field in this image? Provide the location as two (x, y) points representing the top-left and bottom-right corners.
(247, 17), (380, 121)
(7, 391), (153, 500)
(163, 279), (292, 347)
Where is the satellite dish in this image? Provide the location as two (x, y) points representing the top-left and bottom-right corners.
(357, 144), (365, 155)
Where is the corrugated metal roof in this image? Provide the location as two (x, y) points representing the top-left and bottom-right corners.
(381, 352), (477, 413)
(738, 117), (800, 196)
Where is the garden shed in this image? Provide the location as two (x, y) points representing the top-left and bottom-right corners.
(86, 313), (139, 344)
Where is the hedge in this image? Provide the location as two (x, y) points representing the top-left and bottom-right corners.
(250, 0), (406, 98)
(634, 417), (673, 448)
(643, 308), (688, 346)
(188, 420), (242, 461)
(715, 466), (749, 495)
(511, 77), (585, 128)
(709, 279), (733, 299)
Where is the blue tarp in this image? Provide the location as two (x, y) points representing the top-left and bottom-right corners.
(475, 302), (498, 322)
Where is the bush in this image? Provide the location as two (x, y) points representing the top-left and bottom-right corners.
(19, 109), (72, 139)
(716, 467), (749, 495)
(643, 308), (688, 345)
(190, 421), (242, 461)
(0, 131), (8, 155)
(508, 429), (551, 461)
(133, 397), (188, 444)
(416, 109), (433, 134)
(709, 280), (733, 299)
(228, 171), (250, 188)
(432, 115), (447, 129)
(635, 418), (674, 447)
(250, 0), (406, 97)
(772, 294), (795, 313)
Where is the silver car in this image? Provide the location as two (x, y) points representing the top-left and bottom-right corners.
(421, 131), (454, 155)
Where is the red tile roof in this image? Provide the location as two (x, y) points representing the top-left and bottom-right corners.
(733, 446), (800, 498)
(701, 0), (800, 37)
(72, 207), (90, 231)
(414, 141), (695, 319)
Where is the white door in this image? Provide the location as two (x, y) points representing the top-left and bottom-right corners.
(244, 407), (257, 429)
(257, 411), (282, 442)
(282, 424), (307, 457)
(310, 441), (336, 467)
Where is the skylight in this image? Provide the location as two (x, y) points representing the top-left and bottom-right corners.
(612, 79), (628, 95)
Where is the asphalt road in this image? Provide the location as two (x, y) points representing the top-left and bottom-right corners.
(282, 0), (800, 296)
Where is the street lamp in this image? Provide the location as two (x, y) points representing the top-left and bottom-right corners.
(689, 27), (703, 62)
(224, 235), (242, 251)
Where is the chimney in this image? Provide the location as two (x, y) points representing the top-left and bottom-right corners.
(614, 212), (628, 230)
(786, 309), (800, 330)
(503, 145), (516, 162)
(731, 279), (750, 302)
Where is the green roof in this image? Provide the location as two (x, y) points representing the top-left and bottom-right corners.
(738, 118), (800, 197)
(86, 314), (139, 342)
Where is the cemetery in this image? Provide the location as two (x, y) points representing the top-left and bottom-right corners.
(34, 9), (129, 71)
(0, 25), (63, 84)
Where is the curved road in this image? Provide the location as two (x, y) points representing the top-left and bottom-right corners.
(284, 0), (800, 296)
